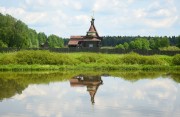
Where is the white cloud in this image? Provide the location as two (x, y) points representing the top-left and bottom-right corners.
(13, 85), (47, 100)
(93, 0), (130, 13)
(0, 6), (48, 25)
(133, 9), (147, 18)
(156, 9), (172, 17)
(24, 12), (47, 24)
(0, 7), (25, 16)
(127, 0), (134, 4)
(134, 89), (145, 100)
(74, 2), (82, 10)
(133, 78), (178, 101)
(131, 0), (178, 29)
(75, 15), (89, 22)
(143, 16), (178, 28)
(0, 0), (179, 37)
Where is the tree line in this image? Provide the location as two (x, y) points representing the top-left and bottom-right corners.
(115, 37), (170, 50)
(102, 36), (180, 50)
(0, 13), (64, 48)
(64, 36), (180, 50)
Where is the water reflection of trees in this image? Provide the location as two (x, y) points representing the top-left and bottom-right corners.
(0, 72), (72, 101)
(69, 75), (103, 104)
(0, 71), (179, 101)
(0, 79), (26, 100)
(110, 71), (180, 82)
(169, 73), (180, 83)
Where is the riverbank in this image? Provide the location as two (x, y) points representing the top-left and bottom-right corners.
(0, 50), (179, 71)
(0, 64), (180, 71)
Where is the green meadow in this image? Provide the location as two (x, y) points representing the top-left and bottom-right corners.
(0, 50), (179, 71)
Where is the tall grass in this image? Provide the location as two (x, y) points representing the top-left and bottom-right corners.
(172, 54), (180, 65)
(0, 50), (179, 71)
(121, 52), (171, 65)
(0, 50), (79, 65)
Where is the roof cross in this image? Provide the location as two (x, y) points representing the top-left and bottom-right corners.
(92, 10), (95, 19)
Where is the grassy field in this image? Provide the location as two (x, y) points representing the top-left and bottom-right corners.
(0, 50), (179, 71)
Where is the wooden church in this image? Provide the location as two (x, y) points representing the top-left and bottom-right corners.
(68, 17), (102, 48)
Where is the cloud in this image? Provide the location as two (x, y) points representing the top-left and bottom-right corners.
(0, 6), (25, 16)
(13, 85), (47, 100)
(93, 0), (132, 14)
(0, 6), (48, 25)
(75, 15), (89, 23)
(136, 9), (147, 18)
(133, 79), (178, 101)
(0, 0), (179, 37)
(131, 0), (178, 29)
(143, 16), (178, 28)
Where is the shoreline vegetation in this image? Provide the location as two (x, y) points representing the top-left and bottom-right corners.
(0, 50), (179, 71)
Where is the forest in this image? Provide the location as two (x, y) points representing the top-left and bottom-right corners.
(0, 13), (180, 50)
(0, 13), (64, 48)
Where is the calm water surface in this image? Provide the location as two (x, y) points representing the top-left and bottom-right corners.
(0, 72), (180, 117)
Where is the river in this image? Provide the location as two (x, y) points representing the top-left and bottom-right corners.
(0, 71), (179, 117)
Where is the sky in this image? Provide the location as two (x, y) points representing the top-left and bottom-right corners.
(0, 0), (180, 38)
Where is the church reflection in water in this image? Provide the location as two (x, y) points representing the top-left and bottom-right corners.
(69, 75), (103, 104)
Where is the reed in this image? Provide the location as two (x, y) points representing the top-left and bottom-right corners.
(0, 50), (179, 71)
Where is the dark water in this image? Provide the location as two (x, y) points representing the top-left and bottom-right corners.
(0, 71), (180, 117)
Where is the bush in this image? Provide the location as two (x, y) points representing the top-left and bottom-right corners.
(121, 52), (165, 65)
(0, 40), (7, 48)
(121, 52), (142, 64)
(0, 53), (17, 64)
(0, 50), (176, 67)
(96, 55), (122, 65)
(115, 44), (125, 49)
(157, 55), (172, 65)
(77, 54), (102, 63)
(16, 50), (54, 64)
(141, 56), (164, 65)
(172, 54), (180, 65)
(16, 50), (78, 65)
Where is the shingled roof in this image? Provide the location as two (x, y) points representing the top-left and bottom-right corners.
(86, 18), (99, 37)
